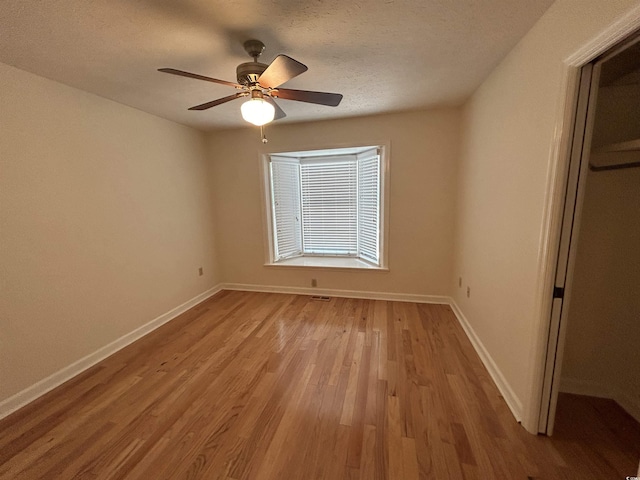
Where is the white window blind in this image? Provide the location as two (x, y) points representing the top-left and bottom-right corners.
(357, 149), (380, 264)
(270, 158), (302, 260)
(300, 158), (358, 255)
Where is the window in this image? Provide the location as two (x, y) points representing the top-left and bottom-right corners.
(264, 146), (387, 269)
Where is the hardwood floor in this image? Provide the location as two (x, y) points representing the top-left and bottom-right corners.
(1, 291), (639, 479)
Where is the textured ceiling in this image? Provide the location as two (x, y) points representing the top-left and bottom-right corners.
(0, 0), (554, 130)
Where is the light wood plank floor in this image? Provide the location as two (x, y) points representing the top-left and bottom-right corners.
(1, 291), (639, 479)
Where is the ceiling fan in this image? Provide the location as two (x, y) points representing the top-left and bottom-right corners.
(159, 39), (343, 127)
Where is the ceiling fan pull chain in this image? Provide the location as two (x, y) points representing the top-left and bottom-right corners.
(261, 125), (268, 144)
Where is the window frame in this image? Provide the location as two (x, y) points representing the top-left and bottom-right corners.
(260, 143), (390, 271)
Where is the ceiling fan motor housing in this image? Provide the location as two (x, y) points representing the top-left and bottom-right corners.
(236, 62), (268, 85)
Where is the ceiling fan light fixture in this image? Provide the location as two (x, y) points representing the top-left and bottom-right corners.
(241, 97), (275, 126)
(159, 39), (342, 129)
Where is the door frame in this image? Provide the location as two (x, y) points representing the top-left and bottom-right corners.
(523, 6), (640, 434)
(537, 62), (598, 434)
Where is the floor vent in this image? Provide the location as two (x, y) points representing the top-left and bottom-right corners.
(310, 296), (331, 301)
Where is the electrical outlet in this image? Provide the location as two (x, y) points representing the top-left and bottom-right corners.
(466, 286), (471, 298)
(311, 278), (317, 287)
(198, 267), (203, 276)
(459, 277), (462, 287)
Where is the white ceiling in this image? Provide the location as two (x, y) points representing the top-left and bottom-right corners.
(0, 0), (554, 131)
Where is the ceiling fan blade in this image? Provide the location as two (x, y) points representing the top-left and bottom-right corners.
(264, 97), (286, 121)
(271, 88), (343, 107)
(258, 55), (308, 89)
(158, 68), (242, 88)
(188, 93), (245, 111)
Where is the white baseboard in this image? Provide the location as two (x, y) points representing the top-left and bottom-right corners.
(560, 377), (640, 424)
(449, 300), (523, 422)
(221, 283), (451, 304)
(0, 285), (223, 420)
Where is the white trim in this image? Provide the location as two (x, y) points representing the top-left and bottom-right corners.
(221, 283), (449, 304)
(264, 256), (387, 271)
(0, 285), (223, 420)
(525, 63), (581, 433)
(526, 5), (640, 434)
(560, 378), (640, 424)
(564, 4), (640, 67)
(449, 300), (523, 422)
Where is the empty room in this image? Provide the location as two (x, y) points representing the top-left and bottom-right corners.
(1, 0), (639, 479)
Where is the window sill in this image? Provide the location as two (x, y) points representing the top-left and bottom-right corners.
(265, 256), (388, 271)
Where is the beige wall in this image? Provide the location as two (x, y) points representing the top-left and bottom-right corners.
(208, 109), (461, 296)
(0, 62), (220, 404)
(451, 0), (640, 429)
(561, 167), (640, 417)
